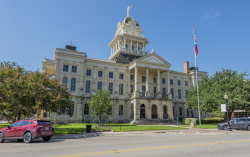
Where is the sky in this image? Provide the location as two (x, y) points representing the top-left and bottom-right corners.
(1, 0), (250, 78)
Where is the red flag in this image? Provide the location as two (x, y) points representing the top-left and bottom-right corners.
(193, 28), (198, 57)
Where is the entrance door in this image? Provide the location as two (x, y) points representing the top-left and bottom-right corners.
(152, 105), (157, 119)
(140, 104), (145, 118)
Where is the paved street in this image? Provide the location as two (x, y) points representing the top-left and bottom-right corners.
(1, 129), (250, 157)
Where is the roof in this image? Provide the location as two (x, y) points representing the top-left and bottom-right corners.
(123, 17), (139, 26)
(115, 53), (142, 64)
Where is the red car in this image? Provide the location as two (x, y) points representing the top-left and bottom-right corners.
(0, 120), (54, 143)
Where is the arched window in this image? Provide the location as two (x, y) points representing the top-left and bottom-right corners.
(62, 77), (67, 88)
(70, 78), (76, 92)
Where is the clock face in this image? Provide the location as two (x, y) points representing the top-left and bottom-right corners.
(130, 25), (135, 29)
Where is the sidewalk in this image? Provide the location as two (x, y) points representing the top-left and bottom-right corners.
(52, 127), (249, 139)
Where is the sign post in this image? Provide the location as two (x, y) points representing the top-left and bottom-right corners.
(221, 104), (227, 112)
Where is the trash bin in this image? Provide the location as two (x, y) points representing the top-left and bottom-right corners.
(86, 125), (92, 133)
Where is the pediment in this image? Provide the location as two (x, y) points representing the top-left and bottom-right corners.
(138, 53), (171, 66)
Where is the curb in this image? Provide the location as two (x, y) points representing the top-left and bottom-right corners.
(52, 128), (239, 139)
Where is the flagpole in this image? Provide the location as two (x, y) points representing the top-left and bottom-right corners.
(193, 24), (201, 126)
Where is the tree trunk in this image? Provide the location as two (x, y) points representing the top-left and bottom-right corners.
(99, 114), (101, 125)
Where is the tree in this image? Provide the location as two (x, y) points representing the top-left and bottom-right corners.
(89, 90), (113, 124)
(0, 61), (73, 123)
(186, 69), (250, 119)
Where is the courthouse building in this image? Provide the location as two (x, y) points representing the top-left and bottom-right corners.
(42, 9), (208, 123)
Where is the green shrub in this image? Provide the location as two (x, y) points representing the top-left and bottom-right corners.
(183, 117), (224, 125)
(201, 118), (224, 124)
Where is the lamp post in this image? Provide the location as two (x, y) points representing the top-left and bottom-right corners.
(224, 94), (232, 131)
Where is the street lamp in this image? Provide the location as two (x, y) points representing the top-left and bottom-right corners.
(224, 94), (232, 131)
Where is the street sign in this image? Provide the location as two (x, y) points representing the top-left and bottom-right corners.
(120, 115), (123, 120)
(221, 104), (227, 112)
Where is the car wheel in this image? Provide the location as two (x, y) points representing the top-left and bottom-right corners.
(0, 133), (4, 143)
(23, 132), (33, 143)
(247, 126), (250, 131)
(223, 125), (228, 130)
(17, 139), (23, 142)
(43, 136), (51, 141)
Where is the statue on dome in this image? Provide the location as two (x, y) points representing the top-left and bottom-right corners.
(127, 6), (132, 17)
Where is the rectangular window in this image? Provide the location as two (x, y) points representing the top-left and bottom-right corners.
(162, 88), (166, 94)
(97, 82), (102, 90)
(119, 105), (123, 115)
(71, 104), (75, 115)
(186, 90), (188, 98)
(109, 83), (113, 94)
(109, 72), (113, 78)
(86, 69), (91, 76)
(131, 75), (134, 81)
(154, 87), (157, 93)
(179, 107), (183, 116)
(170, 79), (174, 85)
(119, 84), (124, 95)
(153, 77), (156, 83)
(162, 78), (166, 84)
(131, 85), (134, 93)
(119, 73), (124, 80)
(185, 81), (188, 87)
(171, 88), (174, 98)
(187, 109), (189, 117)
(173, 107), (175, 116)
(142, 76), (146, 82)
(84, 104), (89, 115)
(98, 71), (103, 77)
(178, 80), (181, 86)
(142, 86), (146, 93)
(178, 89), (182, 99)
(85, 80), (91, 93)
(63, 65), (69, 72)
(72, 66), (77, 73)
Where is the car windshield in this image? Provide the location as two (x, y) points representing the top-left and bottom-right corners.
(36, 121), (52, 125)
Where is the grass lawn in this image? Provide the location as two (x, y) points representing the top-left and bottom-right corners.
(53, 123), (188, 134)
(193, 123), (218, 129)
(0, 123), (10, 129)
(180, 123), (218, 129)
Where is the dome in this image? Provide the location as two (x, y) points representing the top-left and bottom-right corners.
(123, 17), (139, 26)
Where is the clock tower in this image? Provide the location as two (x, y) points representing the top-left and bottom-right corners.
(109, 6), (149, 62)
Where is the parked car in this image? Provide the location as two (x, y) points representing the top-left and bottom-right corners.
(217, 117), (250, 130)
(0, 119), (54, 143)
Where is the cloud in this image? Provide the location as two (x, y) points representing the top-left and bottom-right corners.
(201, 10), (221, 21)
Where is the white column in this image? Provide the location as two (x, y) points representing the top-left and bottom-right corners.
(136, 41), (139, 54)
(167, 71), (170, 94)
(146, 67), (149, 92)
(116, 43), (118, 51)
(131, 40), (132, 52)
(157, 69), (161, 92)
(134, 66), (138, 95)
(143, 42), (145, 52)
(124, 39), (126, 50)
(118, 40), (120, 50)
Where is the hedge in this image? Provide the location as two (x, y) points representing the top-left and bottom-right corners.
(183, 118), (225, 125)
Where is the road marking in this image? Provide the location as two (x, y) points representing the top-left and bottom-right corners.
(51, 140), (250, 157)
